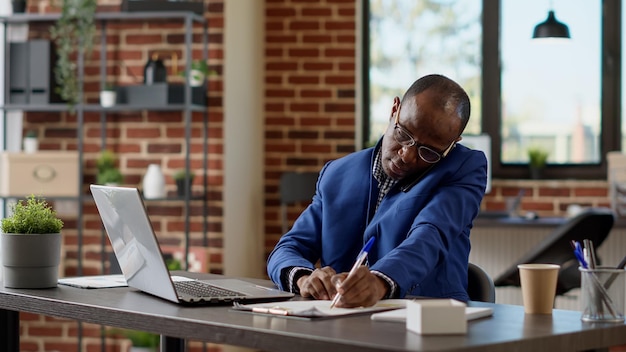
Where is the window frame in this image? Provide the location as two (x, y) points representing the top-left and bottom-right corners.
(483, 0), (621, 180)
(363, 0), (622, 180)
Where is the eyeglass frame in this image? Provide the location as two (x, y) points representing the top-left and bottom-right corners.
(392, 104), (457, 164)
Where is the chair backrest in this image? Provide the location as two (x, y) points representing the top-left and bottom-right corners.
(279, 172), (318, 233)
(493, 207), (615, 295)
(468, 262), (496, 303)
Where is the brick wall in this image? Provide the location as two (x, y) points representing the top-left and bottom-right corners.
(13, 0), (616, 351)
(483, 179), (611, 217)
(263, 0), (358, 252)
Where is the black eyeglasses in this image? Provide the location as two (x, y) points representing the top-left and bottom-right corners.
(393, 105), (456, 164)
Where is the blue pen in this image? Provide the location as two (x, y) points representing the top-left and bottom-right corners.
(329, 236), (376, 309)
(573, 241), (588, 269)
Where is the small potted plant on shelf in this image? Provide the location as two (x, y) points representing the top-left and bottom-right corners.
(99, 83), (117, 108)
(96, 150), (123, 185)
(22, 129), (38, 153)
(1, 195), (64, 288)
(179, 59), (211, 87)
(12, 0), (27, 13)
(172, 169), (195, 197)
(50, 0), (97, 110)
(527, 147), (549, 179)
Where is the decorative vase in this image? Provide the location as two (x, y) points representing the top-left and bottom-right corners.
(100, 90), (117, 107)
(143, 54), (167, 85)
(1, 232), (62, 288)
(23, 137), (38, 153)
(142, 164), (166, 199)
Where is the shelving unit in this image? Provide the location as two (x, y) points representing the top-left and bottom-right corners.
(0, 12), (209, 275)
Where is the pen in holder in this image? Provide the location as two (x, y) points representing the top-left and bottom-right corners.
(579, 267), (625, 323)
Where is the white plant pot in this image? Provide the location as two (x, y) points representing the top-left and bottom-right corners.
(100, 90), (117, 107)
(23, 137), (39, 153)
(189, 69), (205, 87)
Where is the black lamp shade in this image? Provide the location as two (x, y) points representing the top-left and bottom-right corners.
(533, 10), (570, 39)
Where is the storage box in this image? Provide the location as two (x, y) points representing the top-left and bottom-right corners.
(121, 0), (205, 15)
(117, 83), (206, 106)
(9, 40), (64, 104)
(0, 152), (79, 197)
(406, 299), (467, 335)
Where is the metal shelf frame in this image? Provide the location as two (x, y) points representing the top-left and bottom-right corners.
(0, 10), (209, 274)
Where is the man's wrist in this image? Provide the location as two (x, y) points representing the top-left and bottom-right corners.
(371, 270), (398, 299)
(288, 267), (313, 294)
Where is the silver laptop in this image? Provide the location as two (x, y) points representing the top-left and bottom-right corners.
(90, 184), (294, 305)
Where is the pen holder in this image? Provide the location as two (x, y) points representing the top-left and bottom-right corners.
(580, 267), (625, 323)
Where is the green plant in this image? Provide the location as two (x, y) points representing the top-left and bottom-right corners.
(527, 147), (549, 168)
(96, 168), (123, 185)
(50, 0), (97, 110)
(96, 150), (123, 185)
(25, 130), (37, 138)
(172, 169), (195, 181)
(178, 59), (210, 76)
(110, 328), (159, 348)
(166, 257), (182, 270)
(1, 195), (64, 234)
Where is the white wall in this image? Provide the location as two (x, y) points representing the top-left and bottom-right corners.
(223, 0), (265, 278)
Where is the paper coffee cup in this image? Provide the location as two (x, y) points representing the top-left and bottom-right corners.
(518, 263), (560, 314)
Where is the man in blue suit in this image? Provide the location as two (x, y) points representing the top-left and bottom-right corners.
(267, 74), (487, 308)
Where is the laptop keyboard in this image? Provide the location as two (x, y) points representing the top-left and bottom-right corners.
(174, 280), (245, 298)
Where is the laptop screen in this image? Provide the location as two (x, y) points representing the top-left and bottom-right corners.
(91, 185), (180, 303)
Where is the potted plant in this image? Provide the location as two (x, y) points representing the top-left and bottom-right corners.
(1, 195), (64, 288)
(96, 150), (123, 185)
(172, 169), (195, 197)
(99, 83), (117, 107)
(179, 59), (211, 87)
(527, 147), (549, 179)
(22, 129), (38, 153)
(110, 328), (159, 352)
(12, 0), (27, 13)
(50, 0), (97, 110)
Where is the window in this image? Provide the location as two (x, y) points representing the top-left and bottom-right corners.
(366, 0), (622, 179)
(365, 0), (482, 147)
(501, 0), (601, 165)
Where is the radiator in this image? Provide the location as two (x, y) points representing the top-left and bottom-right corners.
(469, 225), (626, 311)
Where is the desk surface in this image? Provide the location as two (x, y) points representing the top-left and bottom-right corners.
(1, 273), (626, 352)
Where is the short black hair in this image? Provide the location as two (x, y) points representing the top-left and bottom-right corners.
(402, 74), (471, 133)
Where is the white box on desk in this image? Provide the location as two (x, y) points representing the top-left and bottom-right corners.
(406, 299), (467, 335)
(0, 151), (79, 197)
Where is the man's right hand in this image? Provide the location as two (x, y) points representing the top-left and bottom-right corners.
(296, 266), (337, 300)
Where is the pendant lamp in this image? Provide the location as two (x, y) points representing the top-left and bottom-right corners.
(533, 10), (570, 39)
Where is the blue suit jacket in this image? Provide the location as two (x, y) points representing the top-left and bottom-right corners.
(267, 142), (487, 301)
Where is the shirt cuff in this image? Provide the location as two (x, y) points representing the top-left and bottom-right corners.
(371, 270), (398, 299)
(286, 267), (313, 294)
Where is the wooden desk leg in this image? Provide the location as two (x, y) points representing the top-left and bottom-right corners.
(0, 309), (19, 352)
(160, 335), (184, 352)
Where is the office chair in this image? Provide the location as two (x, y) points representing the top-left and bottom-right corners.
(493, 207), (615, 295)
(468, 262), (496, 303)
(279, 171), (319, 233)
